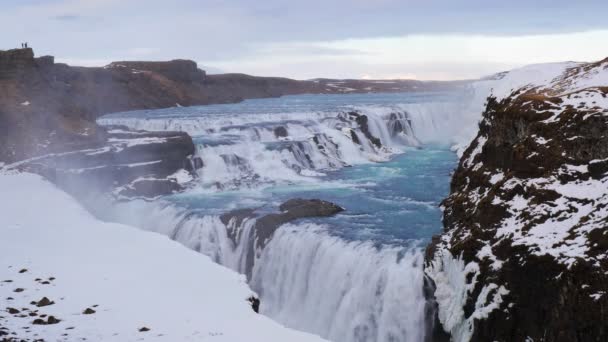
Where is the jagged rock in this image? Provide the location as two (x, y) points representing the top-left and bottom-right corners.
(426, 59), (608, 342)
(247, 296), (260, 313)
(347, 111), (382, 148)
(273, 126), (288, 138)
(82, 308), (95, 315)
(15, 126), (200, 199)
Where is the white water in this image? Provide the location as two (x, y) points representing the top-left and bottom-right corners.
(252, 224), (427, 342)
(101, 199), (429, 342)
(100, 97), (474, 190)
(97, 92), (482, 342)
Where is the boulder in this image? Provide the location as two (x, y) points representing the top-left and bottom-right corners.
(273, 126), (288, 138)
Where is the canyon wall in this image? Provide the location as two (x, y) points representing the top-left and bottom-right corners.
(426, 58), (608, 341)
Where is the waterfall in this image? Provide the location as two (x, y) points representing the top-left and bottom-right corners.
(100, 106), (430, 190)
(95, 97), (470, 342)
(100, 199), (430, 342)
(252, 224), (427, 342)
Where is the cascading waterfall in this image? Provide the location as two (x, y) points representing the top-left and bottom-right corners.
(100, 199), (430, 342)
(252, 224), (427, 342)
(97, 94), (470, 342)
(101, 106), (425, 189)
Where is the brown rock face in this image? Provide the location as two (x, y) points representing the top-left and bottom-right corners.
(0, 48), (36, 79)
(426, 60), (608, 341)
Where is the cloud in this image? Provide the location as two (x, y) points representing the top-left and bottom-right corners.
(124, 47), (160, 57)
(2, 0), (608, 79)
(207, 30), (608, 80)
(51, 14), (81, 21)
(251, 43), (369, 58)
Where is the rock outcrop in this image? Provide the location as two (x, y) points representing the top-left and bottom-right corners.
(17, 126), (202, 199)
(221, 198), (344, 249)
(220, 199), (344, 277)
(426, 58), (608, 341)
(0, 48), (208, 197)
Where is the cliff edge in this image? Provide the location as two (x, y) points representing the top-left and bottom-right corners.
(0, 48), (204, 197)
(426, 59), (608, 341)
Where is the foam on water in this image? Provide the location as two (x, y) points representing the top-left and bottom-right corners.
(100, 92), (467, 191)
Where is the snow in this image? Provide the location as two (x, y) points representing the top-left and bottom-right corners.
(489, 172), (504, 185)
(0, 172), (326, 342)
(590, 291), (606, 301)
(488, 171), (608, 268)
(168, 168), (194, 184)
(108, 136), (168, 147)
(427, 223), (508, 342)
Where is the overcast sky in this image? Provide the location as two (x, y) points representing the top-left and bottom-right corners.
(2, 0), (608, 80)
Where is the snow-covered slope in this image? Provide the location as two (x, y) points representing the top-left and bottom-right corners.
(426, 58), (608, 341)
(0, 172), (326, 342)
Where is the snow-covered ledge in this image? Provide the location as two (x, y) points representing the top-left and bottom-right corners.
(0, 172), (326, 342)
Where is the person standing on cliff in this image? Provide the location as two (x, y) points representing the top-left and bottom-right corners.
(25, 42), (28, 48)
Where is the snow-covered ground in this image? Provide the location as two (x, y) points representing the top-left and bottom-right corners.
(0, 172), (326, 342)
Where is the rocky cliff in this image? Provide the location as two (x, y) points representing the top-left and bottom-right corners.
(426, 59), (608, 341)
(0, 48), (205, 197)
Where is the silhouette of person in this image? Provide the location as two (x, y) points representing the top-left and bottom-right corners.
(25, 42), (28, 48)
(21, 43), (23, 48)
